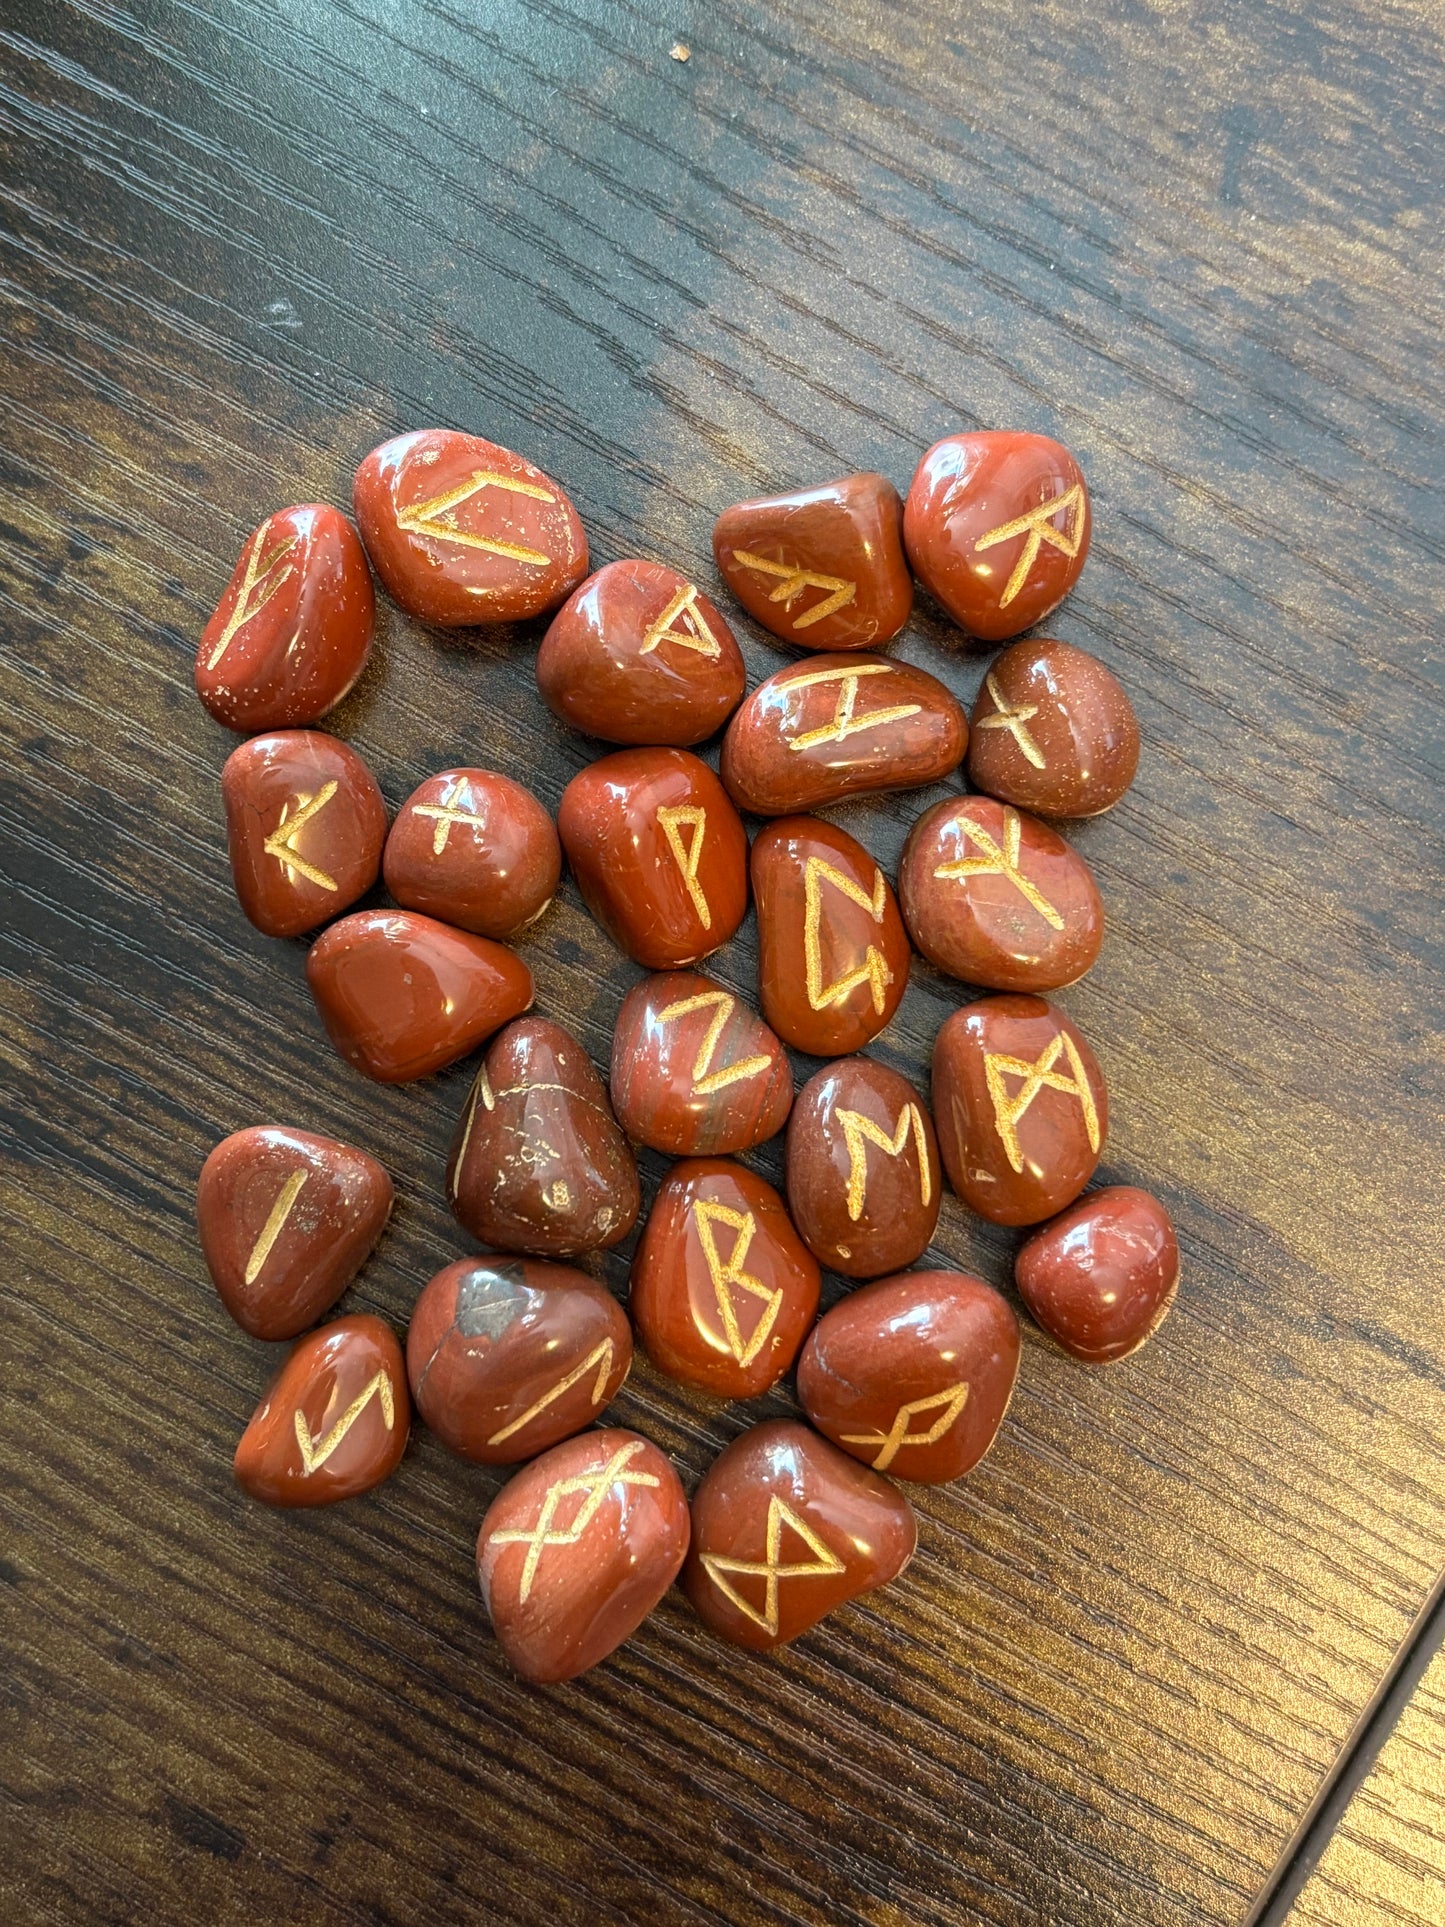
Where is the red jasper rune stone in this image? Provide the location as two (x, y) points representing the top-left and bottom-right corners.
(353, 429), (587, 626)
(407, 1257), (632, 1464)
(537, 559), (746, 745)
(968, 636), (1141, 818)
(234, 1314), (409, 1508)
(904, 431), (1091, 642)
(196, 504), (375, 734)
(221, 729), (387, 939)
(720, 653), (967, 816)
(197, 1125), (392, 1340)
(784, 1056), (941, 1278)
(477, 1429), (690, 1682)
(752, 815), (910, 1056)
(712, 473), (912, 651)
(383, 768), (561, 939)
(446, 1017), (639, 1257)
(629, 1159), (820, 1400)
(306, 909), (533, 1082)
(683, 1420), (916, 1651)
(1016, 1186), (1180, 1363)
(933, 994), (1108, 1226)
(609, 971), (793, 1156)
(899, 794), (1104, 992)
(557, 748), (748, 969)
(797, 1271), (1020, 1483)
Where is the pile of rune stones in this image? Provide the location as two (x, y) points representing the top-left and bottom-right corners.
(193, 426), (1179, 1682)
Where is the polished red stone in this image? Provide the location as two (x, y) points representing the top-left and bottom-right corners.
(557, 748), (748, 969)
(383, 768), (561, 938)
(446, 1016), (639, 1256)
(899, 794), (1104, 992)
(752, 816), (910, 1056)
(712, 473), (911, 651)
(477, 1428), (689, 1682)
(306, 909), (533, 1082)
(197, 1125), (392, 1340)
(968, 637), (1140, 817)
(609, 971), (792, 1156)
(904, 431), (1091, 641)
(353, 429), (587, 626)
(629, 1159), (820, 1399)
(196, 505), (375, 734)
(234, 1314), (409, 1508)
(785, 1057), (940, 1278)
(537, 559), (745, 745)
(720, 653), (967, 816)
(1016, 1186), (1179, 1363)
(797, 1271), (1019, 1483)
(221, 730), (387, 939)
(407, 1257), (631, 1463)
(683, 1420), (916, 1651)
(933, 994), (1108, 1225)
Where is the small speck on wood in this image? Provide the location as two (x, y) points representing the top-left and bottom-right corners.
(670, 43), (691, 63)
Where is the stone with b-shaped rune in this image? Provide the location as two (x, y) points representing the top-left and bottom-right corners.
(234, 1314), (410, 1508)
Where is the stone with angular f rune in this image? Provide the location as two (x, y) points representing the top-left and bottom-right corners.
(234, 1314), (409, 1508)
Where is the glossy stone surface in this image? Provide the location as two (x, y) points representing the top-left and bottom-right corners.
(557, 748), (748, 969)
(629, 1159), (820, 1399)
(196, 505), (375, 733)
(752, 816), (910, 1056)
(197, 1125), (392, 1340)
(968, 636), (1140, 817)
(720, 653), (967, 816)
(933, 994), (1108, 1226)
(797, 1271), (1020, 1483)
(904, 431), (1091, 641)
(221, 730), (386, 939)
(353, 429), (587, 626)
(383, 768), (561, 938)
(683, 1420), (916, 1651)
(785, 1057), (940, 1278)
(234, 1314), (409, 1508)
(477, 1429), (689, 1682)
(712, 473), (911, 651)
(446, 1017), (639, 1256)
(306, 909), (533, 1082)
(407, 1257), (631, 1463)
(1016, 1185), (1180, 1363)
(609, 971), (792, 1156)
(537, 559), (746, 745)
(899, 794), (1104, 992)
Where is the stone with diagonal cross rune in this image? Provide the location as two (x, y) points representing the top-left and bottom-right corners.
(234, 1314), (409, 1508)
(968, 637), (1140, 817)
(383, 767), (560, 939)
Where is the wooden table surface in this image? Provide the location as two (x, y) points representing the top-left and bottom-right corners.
(3, 2), (1442, 1923)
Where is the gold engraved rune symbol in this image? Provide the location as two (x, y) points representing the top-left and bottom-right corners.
(985, 1031), (1100, 1174)
(843, 1383), (970, 1473)
(205, 522), (298, 670)
(933, 807), (1063, 930)
(413, 777), (489, 855)
(486, 1339), (617, 1446)
(655, 991), (771, 1095)
(396, 470), (557, 566)
(803, 857), (893, 1014)
(243, 1169), (307, 1286)
(657, 804), (711, 928)
(836, 1103), (932, 1222)
(973, 483), (1086, 608)
(700, 1496), (846, 1636)
(781, 664), (922, 754)
(640, 582), (720, 659)
(692, 1200), (784, 1368)
(263, 782), (339, 891)
(487, 1438), (660, 1604)
(975, 672), (1046, 770)
(294, 1370), (395, 1476)
(731, 550), (856, 631)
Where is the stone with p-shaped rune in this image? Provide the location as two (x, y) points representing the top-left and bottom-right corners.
(234, 1314), (410, 1508)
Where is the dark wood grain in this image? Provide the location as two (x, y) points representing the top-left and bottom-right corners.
(2, 1), (1442, 1922)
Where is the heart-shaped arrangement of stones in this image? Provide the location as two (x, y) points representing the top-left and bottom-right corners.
(195, 425), (1180, 1683)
